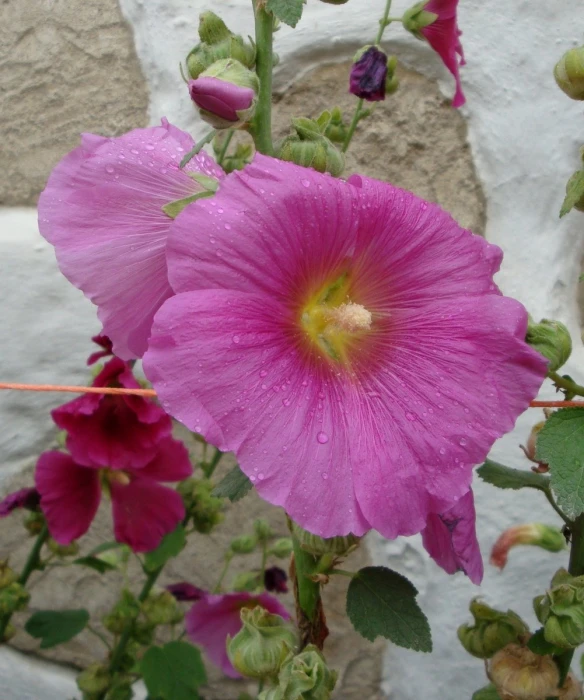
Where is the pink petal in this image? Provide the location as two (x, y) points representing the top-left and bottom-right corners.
(110, 477), (185, 552)
(185, 592), (289, 678)
(422, 489), (483, 584)
(38, 120), (222, 359)
(189, 78), (255, 121)
(35, 451), (101, 544)
(135, 437), (193, 482)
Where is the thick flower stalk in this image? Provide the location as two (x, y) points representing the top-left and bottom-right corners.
(144, 156), (546, 539)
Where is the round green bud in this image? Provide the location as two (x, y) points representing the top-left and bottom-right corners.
(277, 138), (344, 177)
(403, 1), (438, 37)
(47, 538), (79, 558)
(24, 511), (45, 535)
(76, 663), (111, 695)
(555, 47), (584, 100)
(566, 171), (584, 212)
(534, 572), (584, 649)
(457, 599), (529, 659)
(526, 317), (572, 373)
(0, 561), (17, 589)
(227, 606), (298, 680)
(231, 534), (259, 554)
(290, 521), (360, 557)
(264, 645), (338, 700)
(198, 11), (232, 45)
(231, 571), (263, 592)
(178, 478), (223, 534)
(269, 538), (294, 559)
(0, 582), (30, 615)
(254, 519), (273, 542)
(141, 590), (184, 626)
(187, 36), (256, 80)
(103, 589), (140, 634)
(105, 678), (134, 700)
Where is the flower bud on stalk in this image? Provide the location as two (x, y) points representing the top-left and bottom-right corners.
(254, 519), (273, 542)
(319, 0), (350, 4)
(227, 606), (298, 680)
(402, 1), (439, 37)
(232, 571), (263, 592)
(277, 117), (345, 176)
(533, 568), (584, 649)
(349, 46), (388, 102)
(490, 524), (565, 570)
(142, 590), (184, 626)
(47, 538), (79, 558)
(189, 59), (259, 130)
(269, 538), (294, 559)
(521, 419), (547, 468)
(457, 599), (529, 659)
(525, 317), (572, 373)
(76, 663), (111, 696)
(488, 643), (559, 700)
(259, 645), (338, 700)
(231, 534), (258, 554)
(555, 46), (584, 100)
(178, 478), (223, 534)
(0, 583), (29, 615)
(103, 589), (140, 634)
(565, 171), (584, 212)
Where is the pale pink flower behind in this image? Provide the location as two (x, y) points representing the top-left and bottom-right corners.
(38, 119), (223, 359)
(144, 156), (547, 540)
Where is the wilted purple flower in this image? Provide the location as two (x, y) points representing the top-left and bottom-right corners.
(264, 566), (288, 594)
(349, 46), (388, 101)
(167, 582), (206, 602)
(0, 488), (41, 517)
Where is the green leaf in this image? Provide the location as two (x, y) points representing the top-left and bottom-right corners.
(141, 641), (207, 700)
(346, 566), (432, 652)
(477, 459), (550, 491)
(73, 556), (117, 574)
(560, 170), (584, 217)
(527, 628), (565, 655)
(162, 190), (214, 219)
(144, 525), (187, 572)
(266, 0), (304, 27)
(536, 408), (584, 519)
(25, 609), (89, 649)
(85, 541), (123, 557)
(472, 685), (501, 700)
(212, 465), (253, 502)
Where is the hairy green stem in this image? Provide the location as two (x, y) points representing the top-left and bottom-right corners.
(217, 129), (235, 166)
(213, 553), (233, 593)
(251, 1), (274, 155)
(543, 488), (571, 525)
(291, 534), (320, 621)
(548, 371), (584, 398)
(180, 131), (215, 168)
(0, 523), (49, 642)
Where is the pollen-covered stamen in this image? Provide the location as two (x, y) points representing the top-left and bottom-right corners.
(323, 303), (372, 335)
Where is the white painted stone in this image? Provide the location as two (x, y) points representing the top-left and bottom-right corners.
(2, 0), (584, 697)
(0, 647), (79, 700)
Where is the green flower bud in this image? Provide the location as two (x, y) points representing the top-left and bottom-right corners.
(131, 619), (156, 645)
(277, 137), (344, 177)
(403, 1), (438, 38)
(76, 663), (111, 695)
(103, 589), (140, 635)
(0, 582), (29, 615)
(47, 538), (79, 558)
(227, 606), (298, 680)
(555, 47), (584, 101)
(198, 11), (232, 45)
(488, 643), (560, 700)
(24, 511), (45, 535)
(290, 521), (360, 557)
(187, 36), (256, 80)
(0, 561), (17, 589)
(526, 317), (572, 373)
(105, 678), (134, 700)
(231, 571), (263, 592)
(141, 590), (184, 626)
(231, 534), (259, 554)
(254, 519), (273, 542)
(1, 623), (16, 642)
(457, 599), (529, 659)
(533, 569), (584, 649)
(269, 538), (294, 559)
(261, 645), (338, 700)
(565, 171), (584, 212)
(323, 107), (346, 144)
(178, 478), (223, 534)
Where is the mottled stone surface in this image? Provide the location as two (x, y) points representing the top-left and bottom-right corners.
(0, 0), (149, 206)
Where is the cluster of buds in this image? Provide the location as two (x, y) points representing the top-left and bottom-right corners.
(0, 561), (27, 641)
(457, 599), (529, 659)
(525, 317), (572, 374)
(259, 645), (338, 700)
(277, 116), (345, 176)
(177, 477), (223, 534)
(534, 568), (584, 649)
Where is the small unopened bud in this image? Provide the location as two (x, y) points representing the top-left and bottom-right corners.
(227, 606), (298, 680)
(457, 599), (529, 659)
(260, 645), (338, 700)
(526, 317), (572, 373)
(23, 511), (45, 535)
(105, 677), (134, 700)
(186, 37), (256, 80)
(555, 47), (584, 100)
(0, 561), (17, 589)
(0, 583), (30, 615)
(254, 519), (273, 542)
(490, 524), (565, 570)
(277, 138), (344, 177)
(47, 538), (79, 558)
(178, 478), (223, 534)
(198, 11), (232, 45)
(232, 571), (263, 592)
(269, 538), (293, 559)
(521, 419), (546, 465)
(132, 619), (156, 645)
(488, 643), (559, 700)
(350, 46), (388, 102)
(103, 590), (140, 634)
(142, 590), (184, 626)
(565, 171), (584, 212)
(76, 663), (111, 695)
(291, 521), (360, 557)
(189, 59), (259, 129)
(533, 568), (584, 649)
(231, 535), (258, 554)
(402, 1), (438, 37)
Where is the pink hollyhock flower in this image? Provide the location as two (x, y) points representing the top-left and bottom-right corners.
(35, 439), (192, 551)
(189, 77), (255, 124)
(87, 334), (113, 366)
(143, 156), (547, 540)
(349, 46), (388, 102)
(419, 0), (466, 107)
(53, 357), (172, 470)
(0, 488), (41, 517)
(421, 489), (483, 584)
(185, 592), (290, 678)
(38, 119), (224, 360)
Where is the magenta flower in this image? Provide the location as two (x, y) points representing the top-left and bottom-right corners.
(143, 156), (547, 540)
(35, 439), (192, 551)
(185, 592), (290, 678)
(38, 119), (224, 359)
(166, 582), (206, 602)
(419, 0), (466, 107)
(0, 488), (41, 517)
(349, 46), (388, 101)
(87, 334), (113, 366)
(52, 357), (173, 470)
(189, 77), (255, 125)
(421, 489), (483, 584)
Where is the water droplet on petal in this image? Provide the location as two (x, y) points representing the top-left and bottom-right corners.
(317, 431), (329, 444)
(439, 447), (446, 455)
(224, 223), (231, 230)
(232, 335), (240, 344)
(321, 472), (328, 480)
(260, 369), (268, 378)
(406, 412), (416, 421)
(301, 179), (311, 188)
(459, 437), (467, 446)
(105, 165), (115, 174)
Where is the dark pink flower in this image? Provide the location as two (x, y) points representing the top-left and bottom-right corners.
(166, 582), (206, 602)
(0, 488), (41, 517)
(52, 357), (172, 470)
(38, 119), (224, 359)
(349, 46), (388, 101)
(421, 489), (483, 584)
(143, 156), (547, 540)
(35, 439), (192, 551)
(189, 77), (255, 123)
(420, 0), (465, 107)
(185, 592), (290, 678)
(264, 567), (288, 594)
(87, 334), (113, 366)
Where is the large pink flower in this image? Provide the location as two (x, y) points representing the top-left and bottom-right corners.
(185, 592), (290, 678)
(421, 489), (483, 584)
(143, 156), (547, 539)
(420, 0), (465, 108)
(38, 119), (224, 359)
(35, 439), (192, 551)
(52, 357), (172, 470)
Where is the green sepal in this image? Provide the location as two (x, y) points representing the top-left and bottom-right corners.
(187, 172), (219, 191)
(162, 190), (215, 219)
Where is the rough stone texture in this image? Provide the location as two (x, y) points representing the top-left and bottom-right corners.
(0, 0), (149, 206)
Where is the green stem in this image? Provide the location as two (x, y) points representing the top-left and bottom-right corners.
(341, 100), (364, 154)
(87, 624), (112, 651)
(251, 1), (274, 155)
(260, 540), (268, 580)
(329, 569), (357, 579)
(0, 523), (49, 642)
(543, 489), (571, 525)
(217, 130), (235, 166)
(204, 448), (224, 479)
(374, 0), (393, 44)
(548, 371), (584, 398)
(213, 554), (233, 593)
(291, 534), (320, 621)
(180, 131), (215, 168)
